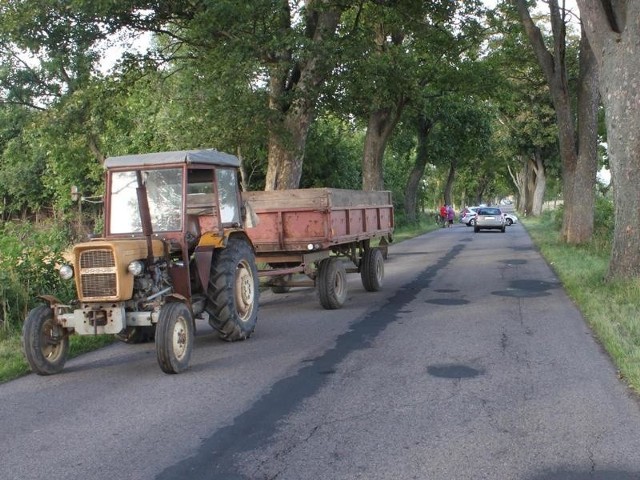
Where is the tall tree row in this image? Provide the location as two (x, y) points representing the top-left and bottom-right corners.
(513, 0), (599, 244)
(5, 0), (637, 286)
(576, 1), (640, 279)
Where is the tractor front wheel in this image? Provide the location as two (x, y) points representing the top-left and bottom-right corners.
(155, 302), (194, 374)
(22, 305), (69, 375)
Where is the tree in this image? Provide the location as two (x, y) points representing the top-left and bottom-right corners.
(576, 1), (640, 279)
(513, 0), (599, 243)
(262, 0), (345, 190)
(484, 3), (565, 217)
(331, 1), (485, 192)
(0, 1), (350, 191)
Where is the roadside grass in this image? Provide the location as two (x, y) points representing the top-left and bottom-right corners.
(523, 214), (640, 393)
(0, 327), (114, 383)
(392, 214), (441, 243)
(0, 333), (26, 381)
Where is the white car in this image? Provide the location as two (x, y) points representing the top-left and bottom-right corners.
(475, 207), (506, 233)
(460, 207), (479, 226)
(503, 212), (518, 226)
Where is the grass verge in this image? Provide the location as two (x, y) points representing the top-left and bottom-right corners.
(0, 327), (115, 383)
(523, 214), (640, 393)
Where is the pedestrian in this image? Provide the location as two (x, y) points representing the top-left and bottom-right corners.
(439, 204), (448, 228)
(447, 204), (455, 227)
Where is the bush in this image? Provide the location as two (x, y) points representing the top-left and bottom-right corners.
(592, 196), (614, 251)
(0, 220), (74, 335)
(535, 197), (613, 255)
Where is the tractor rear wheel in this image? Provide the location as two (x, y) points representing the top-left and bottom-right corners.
(206, 237), (259, 341)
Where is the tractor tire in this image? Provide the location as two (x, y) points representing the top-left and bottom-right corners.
(155, 302), (194, 374)
(206, 237), (259, 341)
(22, 305), (69, 375)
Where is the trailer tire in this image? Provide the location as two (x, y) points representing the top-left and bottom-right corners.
(317, 258), (348, 309)
(361, 247), (384, 292)
(22, 305), (69, 375)
(206, 237), (259, 341)
(156, 302), (193, 374)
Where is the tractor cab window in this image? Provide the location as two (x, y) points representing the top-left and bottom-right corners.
(109, 169), (183, 234)
(187, 169), (215, 216)
(216, 168), (240, 225)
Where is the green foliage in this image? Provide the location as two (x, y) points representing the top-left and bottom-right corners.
(0, 221), (75, 333)
(392, 211), (440, 241)
(592, 195), (614, 250)
(536, 194), (613, 253)
(301, 117), (362, 189)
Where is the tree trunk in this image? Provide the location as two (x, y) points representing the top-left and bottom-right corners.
(474, 176), (488, 205)
(403, 115), (434, 222)
(515, 0), (597, 243)
(443, 161), (457, 206)
(361, 25), (406, 192)
(524, 156), (535, 215)
(264, 3), (342, 191)
(530, 150), (546, 216)
(567, 25), (599, 239)
(362, 106), (403, 191)
(266, 103), (314, 190)
(507, 160), (526, 212)
(577, 1), (640, 279)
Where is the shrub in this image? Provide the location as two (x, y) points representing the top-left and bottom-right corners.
(0, 220), (74, 335)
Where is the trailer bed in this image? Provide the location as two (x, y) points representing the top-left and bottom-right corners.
(242, 188), (394, 254)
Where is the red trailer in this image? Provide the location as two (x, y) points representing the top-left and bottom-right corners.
(242, 188), (394, 309)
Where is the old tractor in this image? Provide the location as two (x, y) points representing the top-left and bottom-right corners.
(22, 149), (259, 374)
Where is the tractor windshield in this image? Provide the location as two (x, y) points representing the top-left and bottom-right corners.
(109, 168), (183, 234)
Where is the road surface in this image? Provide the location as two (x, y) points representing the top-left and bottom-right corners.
(2, 220), (640, 480)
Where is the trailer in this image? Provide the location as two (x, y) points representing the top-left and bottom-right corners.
(23, 148), (395, 376)
(242, 188), (394, 309)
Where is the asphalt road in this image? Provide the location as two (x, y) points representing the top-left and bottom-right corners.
(3, 219), (640, 480)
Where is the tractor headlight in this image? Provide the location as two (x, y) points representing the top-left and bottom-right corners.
(127, 260), (144, 276)
(59, 264), (74, 280)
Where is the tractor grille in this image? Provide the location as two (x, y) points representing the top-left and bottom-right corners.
(78, 249), (117, 299)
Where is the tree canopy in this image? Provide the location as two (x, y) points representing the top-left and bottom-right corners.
(2, 0), (635, 282)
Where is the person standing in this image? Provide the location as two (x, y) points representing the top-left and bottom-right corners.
(447, 204), (455, 227)
(439, 204), (448, 228)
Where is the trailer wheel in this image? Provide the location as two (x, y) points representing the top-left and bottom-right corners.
(156, 302), (193, 374)
(22, 305), (69, 375)
(361, 247), (384, 292)
(317, 257), (348, 309)
(206, 237), (259, 341)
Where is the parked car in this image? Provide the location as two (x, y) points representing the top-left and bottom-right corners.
(460, 207), (479, 226)
(474, 207), (506, 233)
(503, 212), (518, 226)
